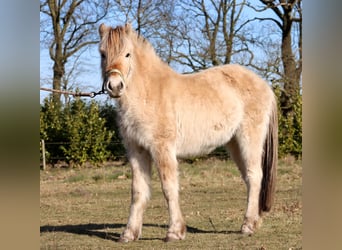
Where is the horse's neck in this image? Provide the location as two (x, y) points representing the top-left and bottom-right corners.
(119, 38), (177, 103)
(133, 49), (175, 92)
(138, 47), (175, 76)
(118, 52), (175, 113)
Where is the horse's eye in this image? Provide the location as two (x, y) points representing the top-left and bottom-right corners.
(125, 53), (131, 58)
(101, 53), (106, 59)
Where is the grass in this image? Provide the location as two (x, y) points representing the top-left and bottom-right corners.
(40, 158), (302, 249)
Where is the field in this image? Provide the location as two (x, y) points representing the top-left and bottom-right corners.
(40, 157), (302, 249)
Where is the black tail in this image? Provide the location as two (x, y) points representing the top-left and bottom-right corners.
(259, 100), (278, 214)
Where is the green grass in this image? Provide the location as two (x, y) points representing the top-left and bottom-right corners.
(67, 173), (87, 183)
(40, 158), (302, 249)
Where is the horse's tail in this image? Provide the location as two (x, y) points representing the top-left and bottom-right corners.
(259, 98), (278, 214)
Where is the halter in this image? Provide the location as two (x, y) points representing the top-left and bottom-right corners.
(101, 55), (132, 96)
(101, 68), (126, 94)
(107, 68), (125, 80)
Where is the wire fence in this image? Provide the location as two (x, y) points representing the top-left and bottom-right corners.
(40, 139), (230, 169)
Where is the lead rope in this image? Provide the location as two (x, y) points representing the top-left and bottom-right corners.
(40, 87), (106, 98)
(40, 68), (128, 98)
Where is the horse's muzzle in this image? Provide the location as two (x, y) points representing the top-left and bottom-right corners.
(103, 69), (126, 98)
(106, 80), (125, 98)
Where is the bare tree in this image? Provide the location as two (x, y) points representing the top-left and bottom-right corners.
(163, 0), (253, 72)
(114, 0), (165, 35)
(40, 0), (110, 104)
(113, 0), (177, 64)
(249, 0), (302, 117)
(111, 0), (252, 73)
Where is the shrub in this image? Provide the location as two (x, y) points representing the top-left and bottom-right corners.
(40, 97), (113, 167)
(274, 86), (302, 158)
(40, 98), (65, 161)
(99, 103), (126, 159)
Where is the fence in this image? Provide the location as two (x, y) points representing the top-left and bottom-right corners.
(41, 140), (46, 170)
(40, 139), (230, 169)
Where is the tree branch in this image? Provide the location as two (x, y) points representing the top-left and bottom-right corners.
(254, 17), (283, 29)
(259, 0), (284, 20)
(49, 40), (56, 60)
(65, 41), (98, 58)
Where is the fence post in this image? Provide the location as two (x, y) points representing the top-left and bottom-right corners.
(41, 139), (46, 170)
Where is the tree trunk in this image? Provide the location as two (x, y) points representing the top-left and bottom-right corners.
(41, 0), (109, 105)
(280, 10), (300, 118)
(52, 61), (64, 104)
(51, 37), (65, 105)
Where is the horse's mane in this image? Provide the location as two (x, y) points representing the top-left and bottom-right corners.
(105, 25), (155, 59)
(106, 26), (126, 56)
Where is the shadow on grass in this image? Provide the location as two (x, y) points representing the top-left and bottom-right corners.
(40, 223), (241, 242)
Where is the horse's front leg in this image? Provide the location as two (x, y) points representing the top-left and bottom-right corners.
(154, 148), (186, 242)
(119, 146), (152, 242)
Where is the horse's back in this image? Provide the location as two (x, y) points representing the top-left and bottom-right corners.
(173, 64), (275, 158)
(203, 64), (273, 97)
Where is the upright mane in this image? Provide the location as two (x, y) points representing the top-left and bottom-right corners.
(100, 24), (156, 60)
(107, 26), (127, 56)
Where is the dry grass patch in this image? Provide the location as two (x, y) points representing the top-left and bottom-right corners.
(40, 158), (301, 249)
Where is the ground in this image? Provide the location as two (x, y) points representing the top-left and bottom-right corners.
(40, 157), (302, 249)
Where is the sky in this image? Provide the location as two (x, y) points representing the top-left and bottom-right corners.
(39, 1), (279, 104)
(40, 45), (106, 103)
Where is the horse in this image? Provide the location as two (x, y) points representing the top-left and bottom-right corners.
(98, 23), (278, 242)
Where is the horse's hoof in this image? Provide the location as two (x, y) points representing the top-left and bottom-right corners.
(164, 236), (177, 242)
(118, 228), (139, 243)
(241, 223), (255, 235)
(241, 216), (262, 235)
(164, 232), (185, 242)
(117, 236), (130, 243)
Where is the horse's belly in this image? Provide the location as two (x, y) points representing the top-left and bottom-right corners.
(174, 84), (244, 158)
(175, 123), (236, 158)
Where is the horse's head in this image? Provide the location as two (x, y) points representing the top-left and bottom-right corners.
(99, 23), (133, 98)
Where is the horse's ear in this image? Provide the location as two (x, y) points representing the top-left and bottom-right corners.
(125, 23), (132, 34)
(99, 23), (109, 38)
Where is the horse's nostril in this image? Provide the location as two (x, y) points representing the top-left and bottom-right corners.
(119, 81), (124, 90)
(107, 83), (113, 91)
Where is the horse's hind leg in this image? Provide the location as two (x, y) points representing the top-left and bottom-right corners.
(119, 144), (152, 242)
(227, 130), (264, 235)
(226, 137), (247, 181)
(154, 146), (186, 242)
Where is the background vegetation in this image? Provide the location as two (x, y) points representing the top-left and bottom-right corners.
(40, 97), (114, 166)
(40, 0), (302, 166)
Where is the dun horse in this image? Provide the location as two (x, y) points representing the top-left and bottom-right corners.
(99, 23), (278, 242)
